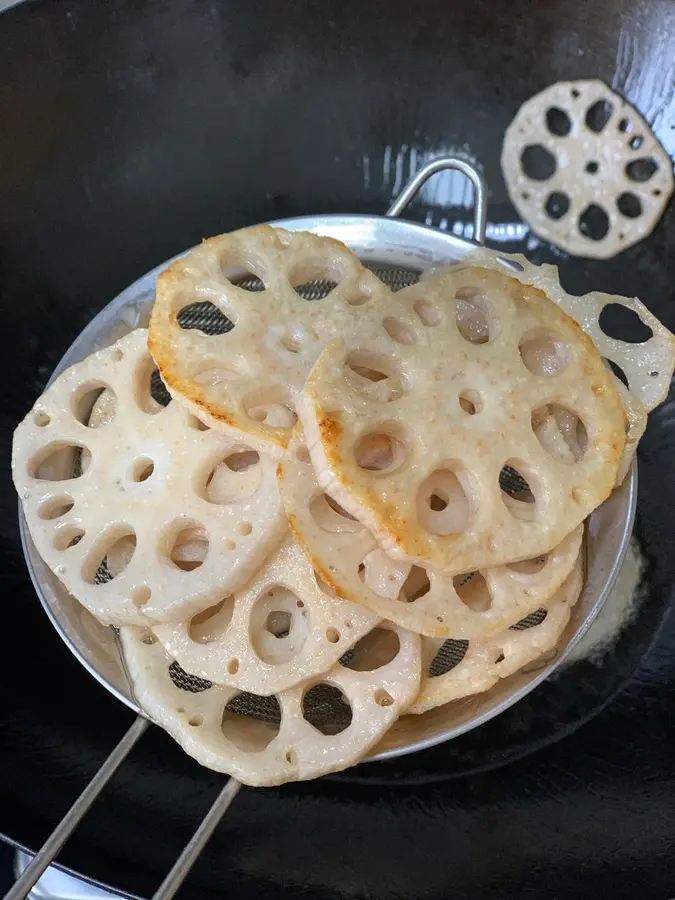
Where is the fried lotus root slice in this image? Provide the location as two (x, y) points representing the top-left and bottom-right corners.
(279, 430), (584, 637)
(12, 329), (287, 626)
(458, 248), (675, 413)
(409, 552), (584, 714)
(120, 621), (421, 786)
(148, 225), (396, 452)
(501, 79), (674, 259)
(154, 536), (379, 695)
(297, 267), (625, 572)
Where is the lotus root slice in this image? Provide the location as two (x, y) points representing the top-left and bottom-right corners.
(297, 267), (625, 572)
(120, 620), (421, 786)
(148, 225), (397, 452)
(154, 536), (380, 695)
(12, 329), (287, 626)
(501, 79), (674, 258)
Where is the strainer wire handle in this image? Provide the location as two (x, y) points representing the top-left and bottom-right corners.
(152, 777), (242, 900)
(4, 715), (150, 900)
(385, 155), (488, 245)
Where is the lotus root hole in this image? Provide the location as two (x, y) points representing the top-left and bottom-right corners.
(532, 404), (588, 464)
(598, 303), (653, 344)
(238, 521), (253, 536)
(520, 144), (557, 180)
(39, 495), (74, 520)
(579, 204), (609, 241)
(454, 572), (492, 612)
(131, 586), (151, 608)
(134, 357), (169, 415)
(54, 525), (85, 552)
(519, 328), (570, 376)
(83, 528), (136, 584)
(203, 450), (261, 504)
(617, 193), (642, 218)
(310, 493), (364, 534)
(302, 684), (352, 735)
(288, 260), (341, 298)
(189, 597), (235, 644)
(33, 410), (51, 427)
(414, 297), (442, 327)
(344, 350), (405, 402)
(169, 525), (209, 571)
(459, 390), (482, 415)
(546, 107), (571, 137)
(354, 430), (407, 473)
(585, 99), (613, 133)
(417, 468), (473, 535)
(188, 715), (203, 727)
(342, 628), (400, 671)
(220, 261), (264, 291)
(31, 443), (84, 482)
(243, 389), (297, 429)
(326, 627), (340, 644)
(131, 457), (155, 482)
(374, 689), (394, 707)
(454, 286), (500, 344)
(227, 658), (239, 675)
(250, 586), (308, 664)
(383, 317), (418, 345)
(285, 750), (297, 765)
(222, 696), (281, 751)
(626, 158), (658, 182)
(545, 192), (570, 220)
(585, 161), (599, 175)
(399, 566), (431, 602)
(508, 555), (547, 575)
(73, 385), (117, 427)
(500, 462), (538, 521)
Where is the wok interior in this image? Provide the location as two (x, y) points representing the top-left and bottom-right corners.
(20, 217), (635, 764)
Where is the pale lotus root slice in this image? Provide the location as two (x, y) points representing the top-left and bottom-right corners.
(279, 429), (584, 637)
(120, 620), (421, 786)
(154, 536), (379, 695)
(148, 225), (398, 453)
(12, 329), (287, 626)
(455, 248), (675, 412)
(501, 79), (674, 259)
(408, 552), (584, 714)
(297, 267), (625, 573)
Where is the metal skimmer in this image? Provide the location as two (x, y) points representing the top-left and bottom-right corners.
(10, 157), (636, 900)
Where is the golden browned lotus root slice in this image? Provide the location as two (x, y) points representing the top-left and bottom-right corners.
(12, 329), (287, 626)
(408, 552), (583, 714)
(297, 267), (625, 572)
(501, 79), (674, 258)
(457, 248), (675, 412)
(154, 537), (379, 695)
(148, 225), (396, 452)
(120, 621), (421, 786)
(279, 430), (584, 637)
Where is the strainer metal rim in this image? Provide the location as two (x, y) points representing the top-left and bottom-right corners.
(18, 210), (638, 761)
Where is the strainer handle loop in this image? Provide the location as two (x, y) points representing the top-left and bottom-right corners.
(385, 155), (488, 244)
(4, 715), (150, 900)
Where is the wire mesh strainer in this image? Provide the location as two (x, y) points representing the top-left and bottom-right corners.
(10, 157), (635, 900)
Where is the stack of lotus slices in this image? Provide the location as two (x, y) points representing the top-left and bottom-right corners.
(12, 226), (675, 785)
